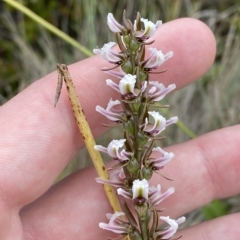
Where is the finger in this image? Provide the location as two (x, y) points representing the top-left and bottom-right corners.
(20, 125), (240, 239)
(157, 124), (240, 218)
(178, 213), (240, 239)
(20, 169), (110, 240)
(0, 18), (216, 208)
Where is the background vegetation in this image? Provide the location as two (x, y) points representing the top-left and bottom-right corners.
(1, 0), (240, 228)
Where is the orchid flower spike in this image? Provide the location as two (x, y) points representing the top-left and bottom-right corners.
(94, 11), (185, 240)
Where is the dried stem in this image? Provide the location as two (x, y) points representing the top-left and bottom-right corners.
(55, 64), (130, 240)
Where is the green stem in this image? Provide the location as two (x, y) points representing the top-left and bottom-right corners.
(139, 219), (148, 240)
(133, 113), (143, 167)
(176, 118), (197, 138)
(3, 0), (93, 57)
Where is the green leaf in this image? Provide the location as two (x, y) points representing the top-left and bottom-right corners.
(202, 199), (231, 220)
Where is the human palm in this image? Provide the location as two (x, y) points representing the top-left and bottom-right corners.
(0, 18), (239, 240)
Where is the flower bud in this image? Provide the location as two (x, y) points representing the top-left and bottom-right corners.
(121, 60), (133, 74)
(141, 167), (153, 180)
(130, 39), (140, 52)
(125, 158), (140, 176)
(136, 132), (149, 148)
(124, 120), (135, 136)
(123, 35), (131, 46)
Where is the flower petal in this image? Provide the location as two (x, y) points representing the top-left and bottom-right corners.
(132, 179), (149, 200)
(148, 81), (176, 101)
(96, 99), (122, 121)
(143, 111), (166, 136)
(99, 212), (129, 234)
(107, 13), (125, 33)
(117, 188), (132, 199)
(143, 48), (173, 69)
(119, 74), (137, 95)
(93, 42), (122, 63)
(134, 18), (162, 39)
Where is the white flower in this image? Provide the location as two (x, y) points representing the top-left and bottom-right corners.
(148, 81), (176, 102)
(107, 139), (126, 159)
(119, 74), (136, 95)
(107, 13), (126, 33)
(143, 48), (173, 69)
(94, 139), (132, 162)
(96, 169), (125, 188)
(107, 74), (136, 95)
(143, 111), (166, 136)
(117, 180), (175, 207)
(99, 212), (130, 234)
(107, 74), (147, 99)
(149, 185), (175, 206)
(143, 111), (178, 136)
(147, 147), (174, 170)
(134, 18), (162, 39)
(93, 42), (123, 63)
(132, 179), (149, 200)
(96, 99), (123, 122)
(156, 216), (186, 239)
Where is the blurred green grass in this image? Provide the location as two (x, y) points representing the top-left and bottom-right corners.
(1, 0), (240, 226)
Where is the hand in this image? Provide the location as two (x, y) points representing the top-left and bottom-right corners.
(1, 18), (238, 240)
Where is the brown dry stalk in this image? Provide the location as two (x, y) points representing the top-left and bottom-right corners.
(55, 64), (129, 240)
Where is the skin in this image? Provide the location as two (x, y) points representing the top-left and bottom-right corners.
(0, 17), (239, 240)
